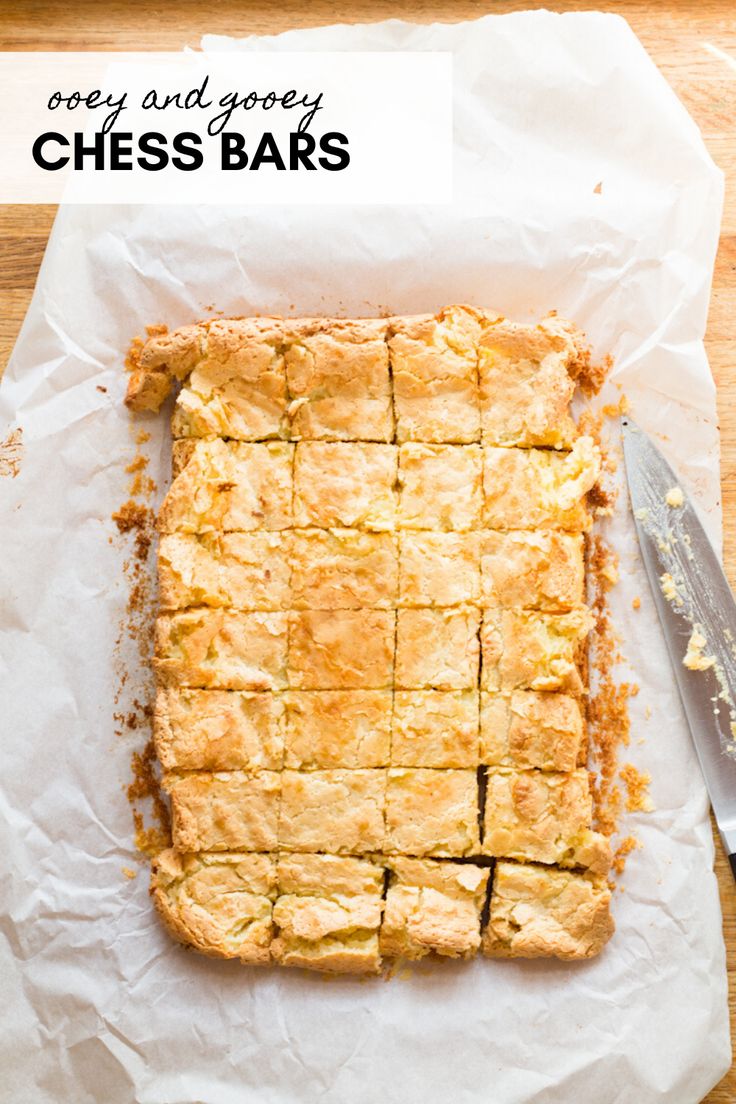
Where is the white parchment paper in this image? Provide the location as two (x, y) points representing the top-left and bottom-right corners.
(0, 12), (730, 1103)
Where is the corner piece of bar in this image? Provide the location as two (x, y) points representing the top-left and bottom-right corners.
(482, 861), (614, 960)
(150, 849), (277, 964)
(125, 324), (205, 412)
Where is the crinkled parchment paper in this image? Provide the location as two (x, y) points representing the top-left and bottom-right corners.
(0, 13), (729, 1104)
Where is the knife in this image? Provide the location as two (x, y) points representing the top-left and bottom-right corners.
(621, 415), (736, 880)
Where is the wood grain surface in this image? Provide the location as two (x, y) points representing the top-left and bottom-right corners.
(1, 1), (734, 1098)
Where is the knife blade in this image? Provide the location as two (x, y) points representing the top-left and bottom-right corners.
(621, 415), (736, 879)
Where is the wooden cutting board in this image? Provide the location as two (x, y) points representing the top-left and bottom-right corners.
(0, 1), (734, 1098)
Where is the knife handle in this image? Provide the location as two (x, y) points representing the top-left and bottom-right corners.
(729, 854), (736, 883)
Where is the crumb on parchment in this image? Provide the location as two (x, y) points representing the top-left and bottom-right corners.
(632, 596), (641, 610)
(122, 867), (137, 880)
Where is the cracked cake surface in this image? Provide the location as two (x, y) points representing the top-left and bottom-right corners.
(128, 305), (613, 972)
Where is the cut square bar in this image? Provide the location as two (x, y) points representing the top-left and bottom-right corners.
(380, 857), (489, 960)
(284, 690), (392, 769)
(151, 849), (277, 964)
(284, 318), (392, 441)
(478, 314), (584, 448)
(272, 853), (384, 974)
(385, 768), (480, 857)
(482, 768), (611, 873)
(288, 609), (395, 689)
(157, 532), (291, 611)
(398, 443), (483, 530)
(398, 531), (480, 607)
(388, 306), (482, 443)
(293, 442), (397, 530)
(396, 607), (480, 690)
(154, 610), (288, 690)
(483, 437), (600, 531)
(158, 438), (293, 534)
(279, 769), (386, 853)
(391, 690), (479, 768)
(479, 530), (584, 611)
(165, 770), (281, 852)
(290, 528), (398, 609)
(483, 861), (614, 959)
(154, 688), (285, 772)
(480, 607), (592, 694)
(171, 318), (288, 441)
(480, 691), (583, 772)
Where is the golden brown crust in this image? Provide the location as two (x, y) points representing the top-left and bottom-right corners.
(482, 768), (611, 873)
(380, 857), (489, 960)
(398, 443), (482, 530)
(478, 314), (582, 448)
(278, 770), (386, 853)
(480, 607), (593, 694)
(395, 607), (480, 690)
(154, 609), (288, 691)
(388, 305), (483, 444)
(479, 530), (584, 611)
(290, 528), (398, 609)
(172, 318), (287, 440)
(293, 442), (397, 530)
(482, 861), (614, 959)
(158, 438), (293, 534)
(480, 691), (583, 771)
(157, 531), (291, 611)
(398, 531), (480, 607)
(483, 437), (600, 531)
(285, 317), (392, 442)
(284, 690), (391, 769)
(288, 609), (395, 689)
(126, 324), (205, 413)
(385, 768), (480, 857)
(154, 688), (285, 772)
(150, 848), (276, 963)
(272, 853), (383, 974)
(164, 771), (281, 852)
(391, 690), (479, 767)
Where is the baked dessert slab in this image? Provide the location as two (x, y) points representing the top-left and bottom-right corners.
(165, 770), (281, 852)
(154, 688), (285, 772)
(284, 690), (391, 769)
(480, 691), (583, 772)
(388, 306), (482, 444)
(158, 438), (294, 534)
(284, 318), (392, 442)
(293, 441), (397, 530)
(157, 531), (292, 611)
(290, 528), (398, 609)
(154, 609), (288, 691)
(384, 768), (480, 857)
(379, 857), (489, 959)
(479, 530), (584, 611)
(397, 443), (483, 531)
(482, 768), (611, 873)
(278, 769), (386, 853)
(483, 861), (614, 960)
(398, 531), (481, 607)
(151, 848), (277, 964)
(272, 853), (384, 973)
(480, 607), (592, 694)
(131, 304), (615, 971)
(391, 689), (479, 768)
(288, 609), (395, 689)
(482, 436), (600, 531)
(395, 606), (481, 690)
